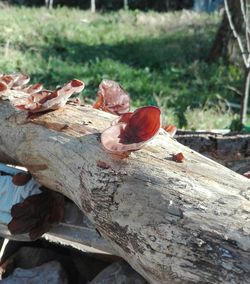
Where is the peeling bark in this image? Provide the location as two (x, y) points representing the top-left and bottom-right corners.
(0, 98), (250, 283)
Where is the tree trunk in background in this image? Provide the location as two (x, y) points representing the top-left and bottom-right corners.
(45, 0), (53, 9)
(91, 0), (96, 12)
(0, 97), (250, 283)
(208, 0), (242, 62)
(123, 0), (128, 10)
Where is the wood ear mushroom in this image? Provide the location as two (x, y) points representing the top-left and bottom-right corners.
(101, 106), (161, 154)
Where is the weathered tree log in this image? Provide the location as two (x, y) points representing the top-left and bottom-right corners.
(0, 98), (250, 283)
(175, 131), (250, 174)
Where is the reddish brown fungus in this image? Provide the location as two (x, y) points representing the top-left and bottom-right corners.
(8, 190), (64, 241)
(67, 97), (81, 106)
(101, 106), (161, 153)
(172, 152), (185, 163)
(0, 73), (42, 99)
(93, 79), (130, 115)
(71, 79), (84, 88)
(1, 75), (14, 86)
(24, 83), (43, 95)
(111, 112), (133, 126)
(12, 73), (30, 88)
(163, 124), (177, 137)
(12, 172), (32, 186)
(13, 79), (85, 113)
(0, 81), (8, 97)
(243, 171), (250, 179)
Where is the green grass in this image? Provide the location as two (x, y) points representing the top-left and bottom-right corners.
(0, 7), (247, 129)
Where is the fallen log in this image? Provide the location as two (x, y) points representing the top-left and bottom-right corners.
(0, 98), (250, 284)
(175, 131), (250, 174)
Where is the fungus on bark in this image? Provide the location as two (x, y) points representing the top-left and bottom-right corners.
(8, 189), (64, 241)
(111, 112), (133, 126)
(12, 79), (85, 113)
(0, 81), (8, 97)
(93, 79), (130, 115)
(0, 73), (43, 98)
(67, 97), (81, 106)
(163, 124), (177, 137)
(101, 106), (161, 154)
(244, 171), (250, 179)
(22, 83), (43, 95)
(12, 172), (32, 186)
(172, 152), (185, 163)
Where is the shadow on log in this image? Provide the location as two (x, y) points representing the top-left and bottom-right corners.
(0, 97), (250, 283)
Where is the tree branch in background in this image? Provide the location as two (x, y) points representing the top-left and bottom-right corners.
(123, 0), (128, 10)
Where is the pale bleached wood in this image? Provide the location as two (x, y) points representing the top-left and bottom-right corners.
(0, 98), (250, 284)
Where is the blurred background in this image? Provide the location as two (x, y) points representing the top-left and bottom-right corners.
(0, 0), (248, 130)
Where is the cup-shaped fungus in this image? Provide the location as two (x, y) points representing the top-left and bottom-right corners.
(0, 74), (18, 88)
(101, 106), (161, 154)
(0, 81), (8, 98)
(244, 171), (250, 179)
(13, 79), (85, 113)
(11, 73), (30, 88)
(12, 172), (32, 186)
(0, 73), (30, 89)
(163, 124), (177, 137)
(172, 152), (185, 163)
(111, 112), (133, 126)
(93, 79), (130, 115)
(0, 73), (43, 98)
(21, 83), (43, 95)
(8, 189), (64, 241)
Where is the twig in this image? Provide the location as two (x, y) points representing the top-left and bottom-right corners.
(225, 85), (243, 97)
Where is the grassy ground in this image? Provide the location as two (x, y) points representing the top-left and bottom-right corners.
(0, 7), (247, 129)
